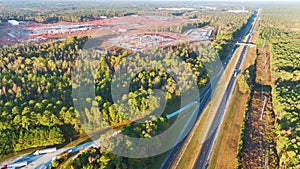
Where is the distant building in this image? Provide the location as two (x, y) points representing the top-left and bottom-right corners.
(185, 26), (215, 41)
(100, 16), (108, 19)
(158, 7), (195, 11)
(118, 29), (127, 33)
(228, 7), (248, 13)
(8, 20), (20, 25)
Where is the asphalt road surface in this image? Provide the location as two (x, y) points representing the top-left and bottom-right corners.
(193, 9), (261, 169)
(160, 9), (260, 169)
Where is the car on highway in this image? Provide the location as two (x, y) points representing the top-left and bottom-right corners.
(34, 147), (57, 155)
(1, 161), (28, 169)
(234, 69), (241, 77)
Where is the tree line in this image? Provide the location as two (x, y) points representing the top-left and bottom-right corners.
(0, 34), (215, 159)
(238, 8), (300, 168)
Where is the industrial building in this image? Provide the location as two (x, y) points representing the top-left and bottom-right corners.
(32, 24), (101, 35)
(185, 26), (214, 41)
(110, 34), (180, 51)
(8, 20), (20, 25)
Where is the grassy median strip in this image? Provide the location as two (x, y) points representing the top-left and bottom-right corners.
(208, 34), (258, 169)
(171, 43), (245, 169)
(208, 87), (249, 169)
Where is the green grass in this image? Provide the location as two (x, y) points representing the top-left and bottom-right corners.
(208, 88), (247, 169)
(208, 35), (257, 169)
(172, 40), (245, 169)
(173, 105), (210, 169)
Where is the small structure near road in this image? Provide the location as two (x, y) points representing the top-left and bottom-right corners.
(8, 20), (20, 26)
(32, 24), (97, 35)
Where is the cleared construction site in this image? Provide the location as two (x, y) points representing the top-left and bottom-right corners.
(0, 15), (215, 50)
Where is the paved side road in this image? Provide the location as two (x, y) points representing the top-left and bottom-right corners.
(26, 140), (101, 169)
(0, 140), (102, 169)
(23, 148), (68, 169)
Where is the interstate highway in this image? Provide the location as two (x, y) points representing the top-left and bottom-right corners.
(193, 9), (261, 169)
(160, 9), (260, 169)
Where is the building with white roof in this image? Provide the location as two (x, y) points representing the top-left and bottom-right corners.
(8, 20), (20, 25)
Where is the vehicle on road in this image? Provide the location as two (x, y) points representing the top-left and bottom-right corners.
(34, 147), (57, 155)
(233, 69), (240, 77)
(2, 161), (28, 169)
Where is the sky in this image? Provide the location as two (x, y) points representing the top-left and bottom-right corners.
(111, 0), (300, 1)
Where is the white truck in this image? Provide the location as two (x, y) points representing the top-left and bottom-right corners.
(34, 147), (57, 155)
(2, 161), (28, 169)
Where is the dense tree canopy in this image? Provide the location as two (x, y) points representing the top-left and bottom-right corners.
(255, 8), (300, 168)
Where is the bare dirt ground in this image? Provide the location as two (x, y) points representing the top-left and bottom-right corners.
(0, 15), (199, 46)
(239, 44), (279, 169)
(256, 47), (272, 85)
(240, 91), (279, 168)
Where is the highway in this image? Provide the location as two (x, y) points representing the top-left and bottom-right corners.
(160, 83), (213, 169)
(193, 9), (261, 169)
(160, 9), (260, 169)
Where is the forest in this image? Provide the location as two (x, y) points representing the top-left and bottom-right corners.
(271, 32), (300, 167)
(57, 11), (254, 169)
(0, 34), (217, 159)
(260, 8), (299, 168)
(0, 37), (88, 158)
(58, 116), (169, 169)
(0, 0), (132, 23)
(0, 2), (257, 168)
(237, 6), (299, 169)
